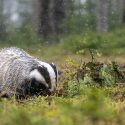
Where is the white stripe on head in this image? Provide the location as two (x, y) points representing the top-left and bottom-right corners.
(29, 69), (49, 88)
(50, 62), (58, 83)
(38, 61), (57, 92)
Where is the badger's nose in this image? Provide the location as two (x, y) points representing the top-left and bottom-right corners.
(48, 87), (57, 95)
(45, 88), (51, 96)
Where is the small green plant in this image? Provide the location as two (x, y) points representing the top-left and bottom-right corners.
(63, 80), (80, 97)
(83, 73), (94, 85)
(99, 64), (115, 86)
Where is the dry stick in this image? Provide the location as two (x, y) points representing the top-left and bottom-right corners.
(89, 49), (95, 63)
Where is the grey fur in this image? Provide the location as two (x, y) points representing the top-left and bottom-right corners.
(0, 47), (57, 99)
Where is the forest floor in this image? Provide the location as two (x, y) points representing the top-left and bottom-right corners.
(0, 46), (125, 125)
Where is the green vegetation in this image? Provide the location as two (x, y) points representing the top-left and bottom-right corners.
(1, 81), (125, 125)
(0, 45), (125, 125)
(0, 22), (125, 125)
(1, 27), (125, 58)
(60, 28), (125, 55)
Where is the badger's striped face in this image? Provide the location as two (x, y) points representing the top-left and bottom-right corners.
(29, 62), (58, 95)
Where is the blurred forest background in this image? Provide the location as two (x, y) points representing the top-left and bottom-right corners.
(1, 1), (125, 125)
(0, 0), (125, 56)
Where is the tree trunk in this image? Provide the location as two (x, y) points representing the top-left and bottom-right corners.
(96, 0), (109, 33)
(0, 0), (6, 40)
(122, 0), (125, 23)
(53, 0), (65, 35)
(32, 0), (65, 41)
(112, 0), (125, 24)
(32, 0), (50, 38)
(118, 0), (124, 24)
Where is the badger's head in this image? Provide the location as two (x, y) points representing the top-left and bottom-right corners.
(29, 62), (58, 96)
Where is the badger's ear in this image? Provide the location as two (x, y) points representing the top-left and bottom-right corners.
(50, 63), (62, 77)
(50, 62), (56, 67)
(50, 63), (57, 70)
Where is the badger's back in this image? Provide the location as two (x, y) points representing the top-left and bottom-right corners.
(0, 47), (39, 97)
(0, 47), (30, 70)
(0, 47), (29, 57)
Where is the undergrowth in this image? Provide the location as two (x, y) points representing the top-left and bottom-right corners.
(0, 29), (125, 124)
(0, 56), (125, 125)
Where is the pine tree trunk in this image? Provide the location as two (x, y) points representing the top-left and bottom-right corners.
(32, 0), (65, 41)
(118, 0), (124, 24)
(122, 0), (125, 23)
(0, 0), (6, 40)
(96, 0), (109, 33)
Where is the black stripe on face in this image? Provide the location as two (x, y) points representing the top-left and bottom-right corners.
(50, 63), (58, 83)
(29, 78), (51, 96)
(37, 66), (51, 89)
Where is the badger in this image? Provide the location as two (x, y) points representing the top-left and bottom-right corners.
(0, 47), (58, 99)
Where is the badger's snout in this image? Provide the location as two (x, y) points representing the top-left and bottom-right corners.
(29, 78), (52, 96)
